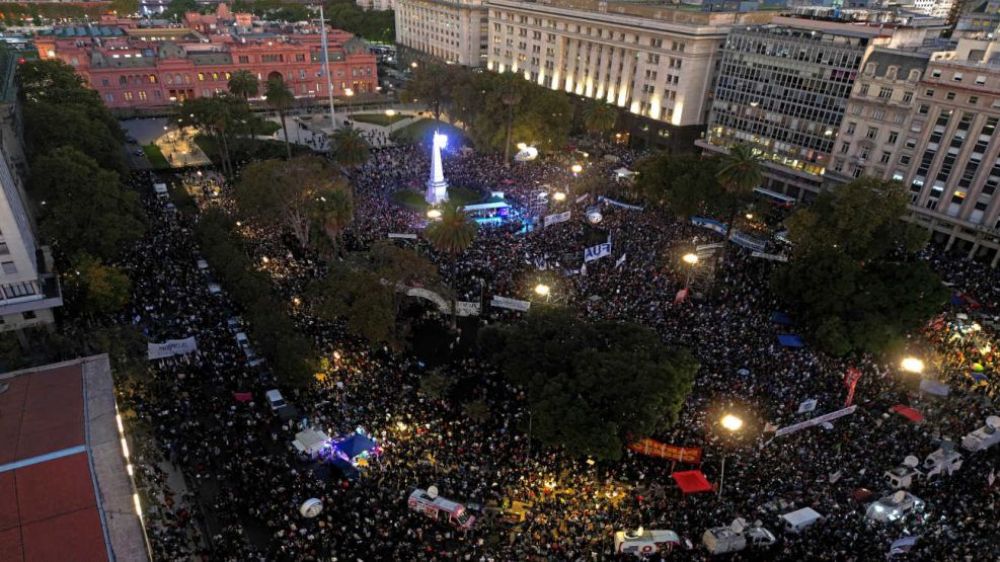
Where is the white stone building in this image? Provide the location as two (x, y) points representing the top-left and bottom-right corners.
(394, 0), (488, 66)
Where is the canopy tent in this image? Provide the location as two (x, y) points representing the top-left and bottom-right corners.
(770, 312), (793, 326)
(335, 433), (377, 459)
(293, 429), (331, 456)
(778, 334), (805, 348)
(671, 470), (714, 494)
(889, 405), (924, 423)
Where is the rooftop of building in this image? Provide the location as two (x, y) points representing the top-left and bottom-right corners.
(488, 0), (779, 25)
(864, 47), (932, 78)
(0, 356), (148, 562)
(38, 25), (127, 38)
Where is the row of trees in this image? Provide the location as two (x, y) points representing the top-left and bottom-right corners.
(195, 208), (317, 386)
(402, 65), (619, 159)
(20, 60), (145, 315)
(636, 144), (946, 357)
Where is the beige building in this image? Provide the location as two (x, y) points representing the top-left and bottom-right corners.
(485, 0), (773, 129)
(832, 37), (1000, 265)
(394, 0), (488, 66)
(356, 0), (395, 10)
(0, 51), (61, 335)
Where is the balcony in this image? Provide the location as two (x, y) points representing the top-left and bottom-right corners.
(0, 246), (63, 317)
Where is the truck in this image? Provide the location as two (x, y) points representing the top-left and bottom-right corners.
(703, 523), (776, 555)
(923, 447), (963, 479)
(408, 487), (476, 530)
(961, 416), (1000, 452)
(866, 491), (925, 523)
(613, 528), (683, 557)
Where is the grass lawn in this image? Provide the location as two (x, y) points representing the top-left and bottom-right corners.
(195, 134), (310, 167)
(350, 112), (409, 127)
(257, 120), (283, 136)
(390, 119), (464, 145)
(142, 143), (170, 169)
(391, 186), (482, 211)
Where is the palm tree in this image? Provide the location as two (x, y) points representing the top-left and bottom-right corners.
(424, 202), (477, 325)
(582, 101), (618, 139)
(265, 76), (294, 159)
(313, 186), (353, 255)
(716, 143), (764, 240)
(329, 125), (370, 167)
(501, 83), (522, 164)
(228, 69), (259, 142)
(424, 202), (476, 256)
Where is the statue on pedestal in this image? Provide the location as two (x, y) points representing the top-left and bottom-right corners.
(425, 130), (449, 205)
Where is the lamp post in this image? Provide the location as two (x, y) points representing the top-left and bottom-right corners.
(682, 253), (699, 288)
(571, 163), (583, 176)
(552, 191), (566, 203)
(426, 209), (442, 220)
(900, 356), (925, 375)
(534, 283), (551, 302)
(718, 413), (743, 498)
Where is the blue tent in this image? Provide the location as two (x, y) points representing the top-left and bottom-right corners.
(778, 334), (805, 348)
(770, 311), (793, 326)
(336, 433), (377, 459)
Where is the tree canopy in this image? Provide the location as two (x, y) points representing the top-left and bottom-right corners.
(772, 178), (948, 356)
(635, 153), (726, 218)
(481, 308), (698, 460)
(424, 202), (477, 257)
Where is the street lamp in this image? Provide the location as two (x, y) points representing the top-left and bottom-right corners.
(682, 253), (699, 265)
(385, 109), (397, 117)
(745, 213), (754, 220)
(534, 283), (551, 302)
(571, 163), (583, 175)
(426, 209), (442, 220)
(682, 253), (699, 288)
(552, 191), (566, 202)
(718, 413), (743, 498)
(900, 357), (925, 375)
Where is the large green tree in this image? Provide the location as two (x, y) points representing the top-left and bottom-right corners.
(400, 63), (453, 121)
(68, 254), (132, 315)
(235, 156), (349, 249)
(635, 153), (725, 218)
(312, 263), (397, 345)
(424, 202), (476, 256)
(482, 308), (698, 460)
(581, 100), (618, 139)
(772, 178), (948, 356)
(28, 147), (145, 261)
(716, 143), (764, 237)
(329, 125), (370, 167)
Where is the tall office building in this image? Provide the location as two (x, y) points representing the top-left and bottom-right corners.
(0, 51), (62, 334)
(833, 37), (1000, 265)
(394, 0), (488, 66)
(697, 17), (899, 199)
(485, 0), (773, 145)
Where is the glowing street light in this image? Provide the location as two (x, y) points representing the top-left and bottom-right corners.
(426, 209), (442, 220)
(552, 191), (566, 202)
(411, 61), (419, 68)
(682, 253), (699, 265)
(344, 87), (355, 97)
(900, 357), (925, 375)
(571, 163), (583, 175)
(720, 414), (744, 432)
(745, 213), (754, 220)
(534, 283), (551, 301)
(718, 413), (743, 498)
(385, 109), (397, 117)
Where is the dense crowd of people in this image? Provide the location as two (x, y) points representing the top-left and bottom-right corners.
(113, 133), (999, 562)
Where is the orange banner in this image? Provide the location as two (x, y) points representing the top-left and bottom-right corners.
(628, 438), (702, 463)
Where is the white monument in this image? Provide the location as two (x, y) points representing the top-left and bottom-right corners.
(425, 130), (449, 205)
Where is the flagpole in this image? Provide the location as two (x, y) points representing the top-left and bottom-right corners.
(318, 4), (337, 131)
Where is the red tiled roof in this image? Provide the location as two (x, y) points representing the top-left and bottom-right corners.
(0, 363), (110, 562)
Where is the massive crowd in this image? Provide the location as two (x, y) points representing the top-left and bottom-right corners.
(113, 132), (999, 562)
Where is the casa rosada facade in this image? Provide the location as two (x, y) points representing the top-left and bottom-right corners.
(35, 26), (377, 109)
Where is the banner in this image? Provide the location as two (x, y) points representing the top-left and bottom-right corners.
(696, 242), (725, 253)
(583, 242), (612, 262)
(598, 196), (644, 211)
(387, 233), (418, 239)
(797, 399), (818, 414)
(628, 438), (702, 463)
(491, 296), (531, 312)
(233, 392), (253, 402)
(919, 379), (950, 397)
(750, 251), (789, 262)
(544, 211), (572, 227)
(844, 367), (862, 406)
(453, 301), (482, 317)
(575, 193), (589, 204)
(731, 231), (768, 252)
(147, 336), (198, 360)
(615, 254), (627, 269)
(674, 287), (689, 304)
(773, 405), (857, 438)
(690, 216), (728, 235)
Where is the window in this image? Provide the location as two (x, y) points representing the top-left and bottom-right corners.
(970, 96), (978, 105)
(975, 75), (987, 85)
(866, 126), (878, 140)
(846, 122), (857, 135)
(880, 151), (891, 164)
(198, 73), (205, 81)
(931, 69), (942, 78)
(902, 91), (913, 103)
(1, 261), (15, 274)
(946, 92), (956, 101)
(888, 131), (899, 145)
(860, 84), (870, 96)
(0, 242), (7, 255)
(878, 87), (893, 99)
(22, 311), (36, 320)
(859, 148), (870, 161)
(905, 138), (917, 149)
(295, 54), (305, 62)
(953, 72), (963, 82)
(839, 142), (850, 154)
(925, 89), (935, 97)
(918, 104), (930, 115)
(239, 55), (250, 64)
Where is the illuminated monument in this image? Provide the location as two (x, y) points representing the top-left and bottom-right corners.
(425, 130), (449, 205)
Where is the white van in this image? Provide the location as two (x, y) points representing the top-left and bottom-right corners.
(866, 491), (925, 523)
(408, 488), (476, 530)
(923, 448), (962, 478)
(265, 389), (286, 412)
(961, 416), (1000, 452)
(780, 508), (822, 534)
(703, 525), (776, 554)
(614, 528), (682, 557)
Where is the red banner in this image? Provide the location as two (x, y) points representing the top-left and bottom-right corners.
(844, 367), (862, 407)
(233, 392), (253, 402)
(628, 438), (702, 463)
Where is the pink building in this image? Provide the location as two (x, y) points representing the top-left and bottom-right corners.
(35, 15), (377, 109)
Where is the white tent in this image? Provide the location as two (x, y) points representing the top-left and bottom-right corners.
(293, 428), (331, 456)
